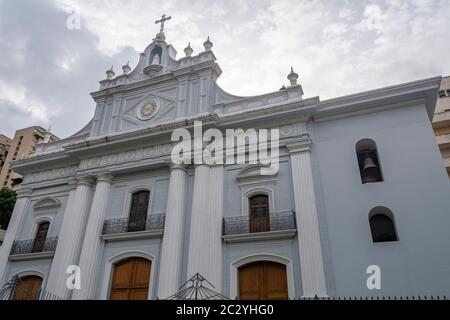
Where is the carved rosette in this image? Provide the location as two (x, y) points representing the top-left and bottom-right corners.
(137, 97), (160, 121)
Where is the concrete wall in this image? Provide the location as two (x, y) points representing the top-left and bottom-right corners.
(314, 103), (450, 296)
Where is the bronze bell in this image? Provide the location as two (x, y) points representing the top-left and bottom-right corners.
(362, 153), (379, 183)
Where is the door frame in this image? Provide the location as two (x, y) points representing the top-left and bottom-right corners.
(230, 254), (295, 300)
(101, 251), (156, 300)
(8, 270), (47, 295)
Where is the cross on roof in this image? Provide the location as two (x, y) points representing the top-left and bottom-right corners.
(155, 14), (172, 33)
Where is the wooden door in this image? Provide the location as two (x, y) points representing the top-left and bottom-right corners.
(249, 195), (270, 233)
(12, 276), (43, 300)
(239, 261), (288, 300)
(128, 191), (149, 232)
(109, 257), (151, 300)
(32, 222), (49, 253)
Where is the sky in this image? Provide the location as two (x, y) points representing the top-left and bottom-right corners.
(0, 0), (449, 139)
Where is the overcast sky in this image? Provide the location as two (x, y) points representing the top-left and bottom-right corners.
(1, 0), (449, 139)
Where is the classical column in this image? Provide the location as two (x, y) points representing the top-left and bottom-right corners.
(287, 139), (327, 297)
(186, 164), (224, 292)
(157, 165), (187, 298)
(72, 173), (113, 300)
(46, 176), (94, 299)
(0, 188), (32, 285)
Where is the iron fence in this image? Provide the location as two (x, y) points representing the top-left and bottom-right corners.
(102, 213), (165, 235)
(10, 236), (58, 255)
(223, 210), (296, 236)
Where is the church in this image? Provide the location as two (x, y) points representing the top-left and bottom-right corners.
(1, 16), (450, 300)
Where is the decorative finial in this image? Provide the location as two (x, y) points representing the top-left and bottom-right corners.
(287, 66), (299, 86)
(122, 61), (131, 75)
(184, 42), (193, 57)
(155, 14), (171, 40)
(203, 36), (213, 51)
(106, 66), (115, 80)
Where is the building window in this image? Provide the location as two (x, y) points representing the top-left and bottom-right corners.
(12, 275), (43, 300)
(356, 139), (383, 184)
(369, 207), (398, 243)
(439, 90), (450, 98)
(32, 221), (50, 253)
(249, 195), (270, 233)
(128, 190), (150, 232)
(239, 261), (288, 300)
(109, 257), (151, 300)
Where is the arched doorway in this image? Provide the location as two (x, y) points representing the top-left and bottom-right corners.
(12, 275), (43, 300)
(109, 257), (152, 300)
(238, 261), (288, 300)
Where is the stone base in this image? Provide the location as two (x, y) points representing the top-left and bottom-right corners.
(143, 64), (163, 77)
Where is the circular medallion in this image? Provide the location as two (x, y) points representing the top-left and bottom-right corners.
(137, 98), (159, 121)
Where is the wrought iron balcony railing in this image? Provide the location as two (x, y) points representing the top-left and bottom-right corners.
(10, 236), (58, 255)
(102, 213), (165, 235)
(222, 210), (296, 236)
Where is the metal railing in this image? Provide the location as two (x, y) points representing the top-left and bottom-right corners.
(223, 210), (296, 236)
(10, 236), (58, 255)
(102, 213), (166, 235)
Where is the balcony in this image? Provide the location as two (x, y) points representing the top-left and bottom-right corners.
(433, 110), (450, 127)
(222, 210), (297, 243)
(9, 236), (58, 261)
(436, 133), (450, 148)
(101, 213), (165, 241)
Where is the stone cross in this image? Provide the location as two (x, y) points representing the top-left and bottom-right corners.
(155, 14), (172, 33)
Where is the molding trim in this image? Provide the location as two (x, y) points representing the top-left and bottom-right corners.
(230, 253), (296, 300)
(222, 229), (297, 243)
(30, 215), (55, 238)
(120, 184), (153, 218)
(286, 139), (312, 154)
(9, 251), (55, 262)
(99, 250), (156, 300)
(33, 197), (61, 211)
(236, 164), (278, 181)
(6, 269), (48, 289)
(241, 186), (275, 216)
(100, 229), (164, 242)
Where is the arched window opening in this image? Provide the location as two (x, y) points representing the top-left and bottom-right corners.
(356, 139), (383, 184)
(109, 257), (151, 300)
(149, 46), (162, 65)
(238, 261), (288, 300)
(369, 207), (398, 242)
(12, 275), (43, 300)
(249, 195), (270, 233)
(32, 221), (49, 253)
(128, 190), (150, 232)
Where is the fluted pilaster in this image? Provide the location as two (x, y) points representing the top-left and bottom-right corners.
(157, 164), (187, 298)
(0, 188), (32, 284)
(72, 173), (113, 300)
(186, 164), (224, 291)
(46, 176), (94, 299)
(287, 140), (327, 297)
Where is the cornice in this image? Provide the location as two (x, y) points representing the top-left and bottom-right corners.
(91, 60), (219, 100)
(315, 76), (441, 121)
(286, 137), (313, 154)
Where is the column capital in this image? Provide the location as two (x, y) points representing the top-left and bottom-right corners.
(286, 138), (312, 154)
(96, 172), (114, 183)
(15, 187), (32, 198)
(76, 175), (95, 187)
(169, 163), (188, 172)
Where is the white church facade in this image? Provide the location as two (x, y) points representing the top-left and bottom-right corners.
(1, 21), (450, 300)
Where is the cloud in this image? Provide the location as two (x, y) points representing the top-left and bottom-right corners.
(1, 0), (449, 138)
